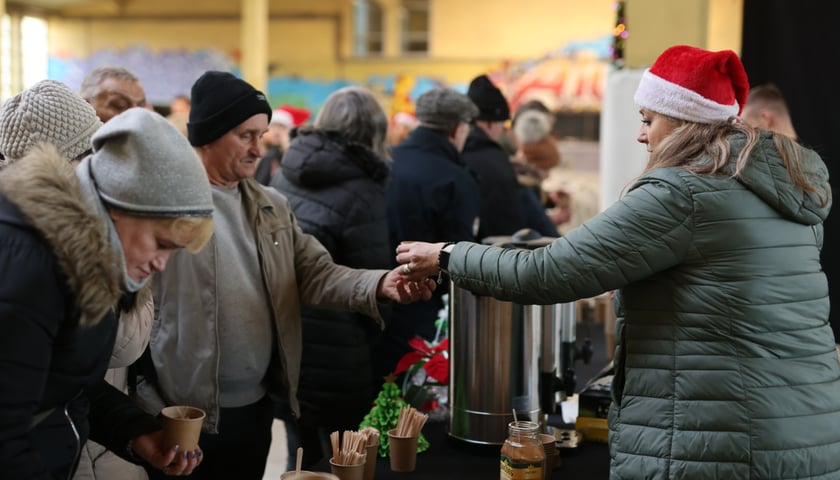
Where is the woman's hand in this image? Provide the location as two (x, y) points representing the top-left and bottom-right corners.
(132, 430), (202, 476)
(395, 241), (445, 279)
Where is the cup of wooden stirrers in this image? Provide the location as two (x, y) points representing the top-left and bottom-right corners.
(387, 406), (428, 472)
(359, 427), (380, 480)
(329, 430), (368, 480)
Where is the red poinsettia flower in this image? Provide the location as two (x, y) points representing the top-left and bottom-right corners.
(423, 353), (449, 384)
(393, 337), (449, 384)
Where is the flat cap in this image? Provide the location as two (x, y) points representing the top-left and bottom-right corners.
(415, 87), (479, 131)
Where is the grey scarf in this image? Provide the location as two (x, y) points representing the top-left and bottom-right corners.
(75, 156), (148, 293)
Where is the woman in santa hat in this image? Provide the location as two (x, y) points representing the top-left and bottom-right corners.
(393, 45), (840, 479)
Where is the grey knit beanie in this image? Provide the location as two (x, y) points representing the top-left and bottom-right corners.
(0, 79), (101, 162)
(89, 107), (213, 217)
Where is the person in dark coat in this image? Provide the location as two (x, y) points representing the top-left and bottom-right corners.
(378, 87), (481, 381)
(0, 98), (213, 479)
(270, 86), (392, 469)
(462, 74), (557, 239)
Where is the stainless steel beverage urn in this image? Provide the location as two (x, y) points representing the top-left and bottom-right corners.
(448, 229), (580, 445)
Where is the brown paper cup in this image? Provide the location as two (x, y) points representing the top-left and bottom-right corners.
(280, 471), (341, 480)
(160, 405), (205, 451)
(387, 429), (419, 472)
(329, 457), (366, 480)
(363, 443), (379, 480)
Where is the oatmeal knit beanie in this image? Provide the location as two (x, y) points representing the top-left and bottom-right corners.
(0, 79), (101, 162)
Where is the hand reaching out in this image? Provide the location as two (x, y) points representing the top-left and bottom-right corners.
(394, 241), (445, 280)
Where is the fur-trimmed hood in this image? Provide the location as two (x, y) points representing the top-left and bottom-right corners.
(0, 144), (121, 326)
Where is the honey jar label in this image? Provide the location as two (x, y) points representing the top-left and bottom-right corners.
(500, 456), (543, 480)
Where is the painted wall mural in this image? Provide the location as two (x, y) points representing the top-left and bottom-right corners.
(49, 45), (238, 104)
(49, 36), (610, 117)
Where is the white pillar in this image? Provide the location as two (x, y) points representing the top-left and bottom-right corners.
(598, 67), (648, 211)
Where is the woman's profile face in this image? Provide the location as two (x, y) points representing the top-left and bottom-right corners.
(109, 211), (186, 281)
(636, 108), (678, 152)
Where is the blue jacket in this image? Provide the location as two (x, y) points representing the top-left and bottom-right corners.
(380, 126), (480, 376)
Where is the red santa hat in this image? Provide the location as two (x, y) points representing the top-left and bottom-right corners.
(278, 104), (311, 127)
(633, 45), (749, 124)
(270, 107), (294, 128)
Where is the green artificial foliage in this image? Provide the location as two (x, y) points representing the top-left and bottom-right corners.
(359, 375), (430, 457)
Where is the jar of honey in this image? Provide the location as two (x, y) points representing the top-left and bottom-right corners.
(500, 421), (545, 480)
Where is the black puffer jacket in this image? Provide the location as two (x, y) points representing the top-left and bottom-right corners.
(270, 128), (391, 427)
(0, 147), (160, 480)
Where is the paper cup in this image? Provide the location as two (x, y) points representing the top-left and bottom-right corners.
(329, 456), (366, 480)
(281, 471), (341, 480)
(363, 442), (379, 480)
(539, 433), (557, 457)
(387, 429), (419, 472)
(160, 405), (205, 451)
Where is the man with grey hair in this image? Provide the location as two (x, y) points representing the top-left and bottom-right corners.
(80, 66), (147, 123)
(376, 86), (481, 381)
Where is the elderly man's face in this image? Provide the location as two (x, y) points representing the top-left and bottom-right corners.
(88, 77), (146, 123)
(198, 113), (269, 189)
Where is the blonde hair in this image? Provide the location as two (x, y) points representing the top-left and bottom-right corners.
(168, 216), (214, 253)
(644, 117), (828, 207)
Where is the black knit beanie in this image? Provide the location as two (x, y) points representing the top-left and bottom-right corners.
(187, 71), (273, 146)
(467, 74), (510, 122)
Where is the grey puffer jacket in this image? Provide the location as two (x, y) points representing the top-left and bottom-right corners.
(446, 131), (840, 479)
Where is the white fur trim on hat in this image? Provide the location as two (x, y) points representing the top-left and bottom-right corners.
(271, 108), (294, 128)
(633, 69), (739, 123)
(633, 45), (749, 124)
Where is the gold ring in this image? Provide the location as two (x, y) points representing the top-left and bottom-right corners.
(403, 264), (412, 275)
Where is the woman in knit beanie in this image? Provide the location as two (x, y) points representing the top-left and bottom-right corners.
(0, 106), (214, 479)
(0, 79), (101, 166)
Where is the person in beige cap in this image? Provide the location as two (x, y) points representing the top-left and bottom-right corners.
(0, 107), (214, 479)
(0, 79), (101, 166)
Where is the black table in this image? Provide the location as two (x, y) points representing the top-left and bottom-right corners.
(314, 419), (609, 480)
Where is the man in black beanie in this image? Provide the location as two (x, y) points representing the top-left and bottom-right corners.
(135, 71), (436, 480)
(462, 74), (557, 238)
